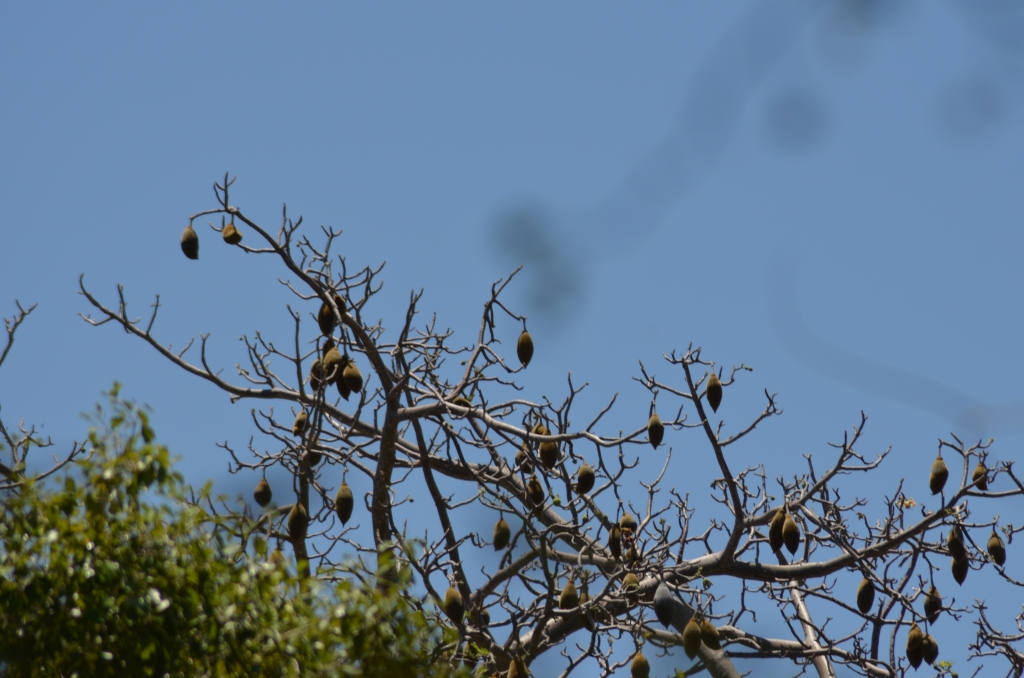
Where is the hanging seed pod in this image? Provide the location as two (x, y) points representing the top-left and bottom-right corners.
(342, 360), (363, 394)
(287, 503), (308, 545)
(317, 295), (345, 337)
(507, 657), (527, 678)
(270, 548), (286, 568)
(479, 607), (490, 627)
(930, 453), (949, 495)
(515, 445), (533, 473)
(303, 443), (322, 468)
(253, 478), (272, 507)
(782, 512), (801, 555)
(517, 330), (534, 367)
(653, 583), (674, 627)
(322, 346), (345, 385)
(923, 585), (942, 624)
(336, 367), (352, 400)
(769, 508), (786, 553)
(988, 530), (1006, 566)
(292, 411), (308, 436)
(452, 395), (472, 408)
(539, 439), (559, 469)
(578, 589), (594, 631)
(309, 359), (324, 391)
(706, 372), (722, 413)
(620, 513), (639, 532)
(493, 517), (511, 550)
(906, 622), (924, 669)
(526, 475), (544, 509)
(180, 224), (199, 260)
(443, 586), (465, 623)
(947, 526), (967, 561)
(575, 463), (595, 494)
(921, 634), (939, 665)
(622, 572), (640, 592)
(532, 422), (550, 436)
(700, 619), (722, 651)
(648, 413), (664, 449)
(951, 557), (968, 585)
(608, 525), (622, 559)
(559, 580), (579, 609)
(335, 482), (354, 526)
(630, 652), (651, 678)
(856, 578), (875, 615)
(972, 461), (989, 491)
(682, 617), (703, 659)
(222, 222), (242, 245)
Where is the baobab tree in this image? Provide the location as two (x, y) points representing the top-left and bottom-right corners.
(79, 175), (1024, 677)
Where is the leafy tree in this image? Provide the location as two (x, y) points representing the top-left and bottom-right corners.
(0, 313), (459, 677)
(70, 174), (1024, 677)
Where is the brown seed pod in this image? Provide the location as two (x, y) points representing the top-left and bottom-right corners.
(682, 617), (703, 659)
(532, 422), (550, 436)
(180, 224), (199, 260)
(507, 657), (527, 678)
(443, 586), (464, 622)
(856, 578), (875, 615)
(700, 619), (722, 651)
(287, 503), (308, 545)
(308, 359), (324, 391)
(335, 482), (354, 526)
(706, 372), (722, 413)
(526, 475), (544, 509)
(972, 461), (989, 491)
(947, 525), (967, 561)
(782, 512), (801, 556)
(515, 445), (533, 473)
(620, 513), (639, 532)
(559, 580), (579, 609)
(322, 347), (344, 385)
(517, 330), (534, 367)
(253, 478), (272, 507)
(630, 652), (650, 678)
(539, 440), (559, 469)
(921, 634), (939, 665)
(292, 411), (308, 437)
(452, 395), (471, 408)
(951, 556), (968, 585)
(336, 368), (352, 400)
(270, 548), (286, 568)
(988, 530), (1006, 567)
(342, 360), (363, 393)
(906, 622), (924, 669)
(493, 517), (511, 550)
(478, 607), (490, 627)
(317, 295), (345, 337)
(222, 222), (242, 245)
(769, 508), (786, 553)
(303, 443), (322, 468)
(647, 412), (664, 449)
(575, 463), (595, 494)
(622, 572), (640, 592)
(608, 525), (622, 559)
(923, 585), (942, 624)
(930, 453), (949, 495)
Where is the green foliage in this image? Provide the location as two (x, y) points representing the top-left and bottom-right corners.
(0, 388), (457, 678)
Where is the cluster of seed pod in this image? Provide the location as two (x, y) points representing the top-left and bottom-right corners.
(768, 507), (801, 557)
(905, 622), (939, 669)
(180, 220), (246, 260)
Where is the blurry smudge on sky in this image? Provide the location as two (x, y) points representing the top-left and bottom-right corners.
(490, 0), (821, 326)
(489, 0), (1024, 429)
(765, 249), (1024, 439)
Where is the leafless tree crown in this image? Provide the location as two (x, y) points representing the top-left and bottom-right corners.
(78, 175), (1024, 678)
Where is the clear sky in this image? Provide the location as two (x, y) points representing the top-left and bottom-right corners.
(2, 2), (1023, 676)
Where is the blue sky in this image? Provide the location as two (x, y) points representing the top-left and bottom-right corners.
(2, 2), (1024, 676)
